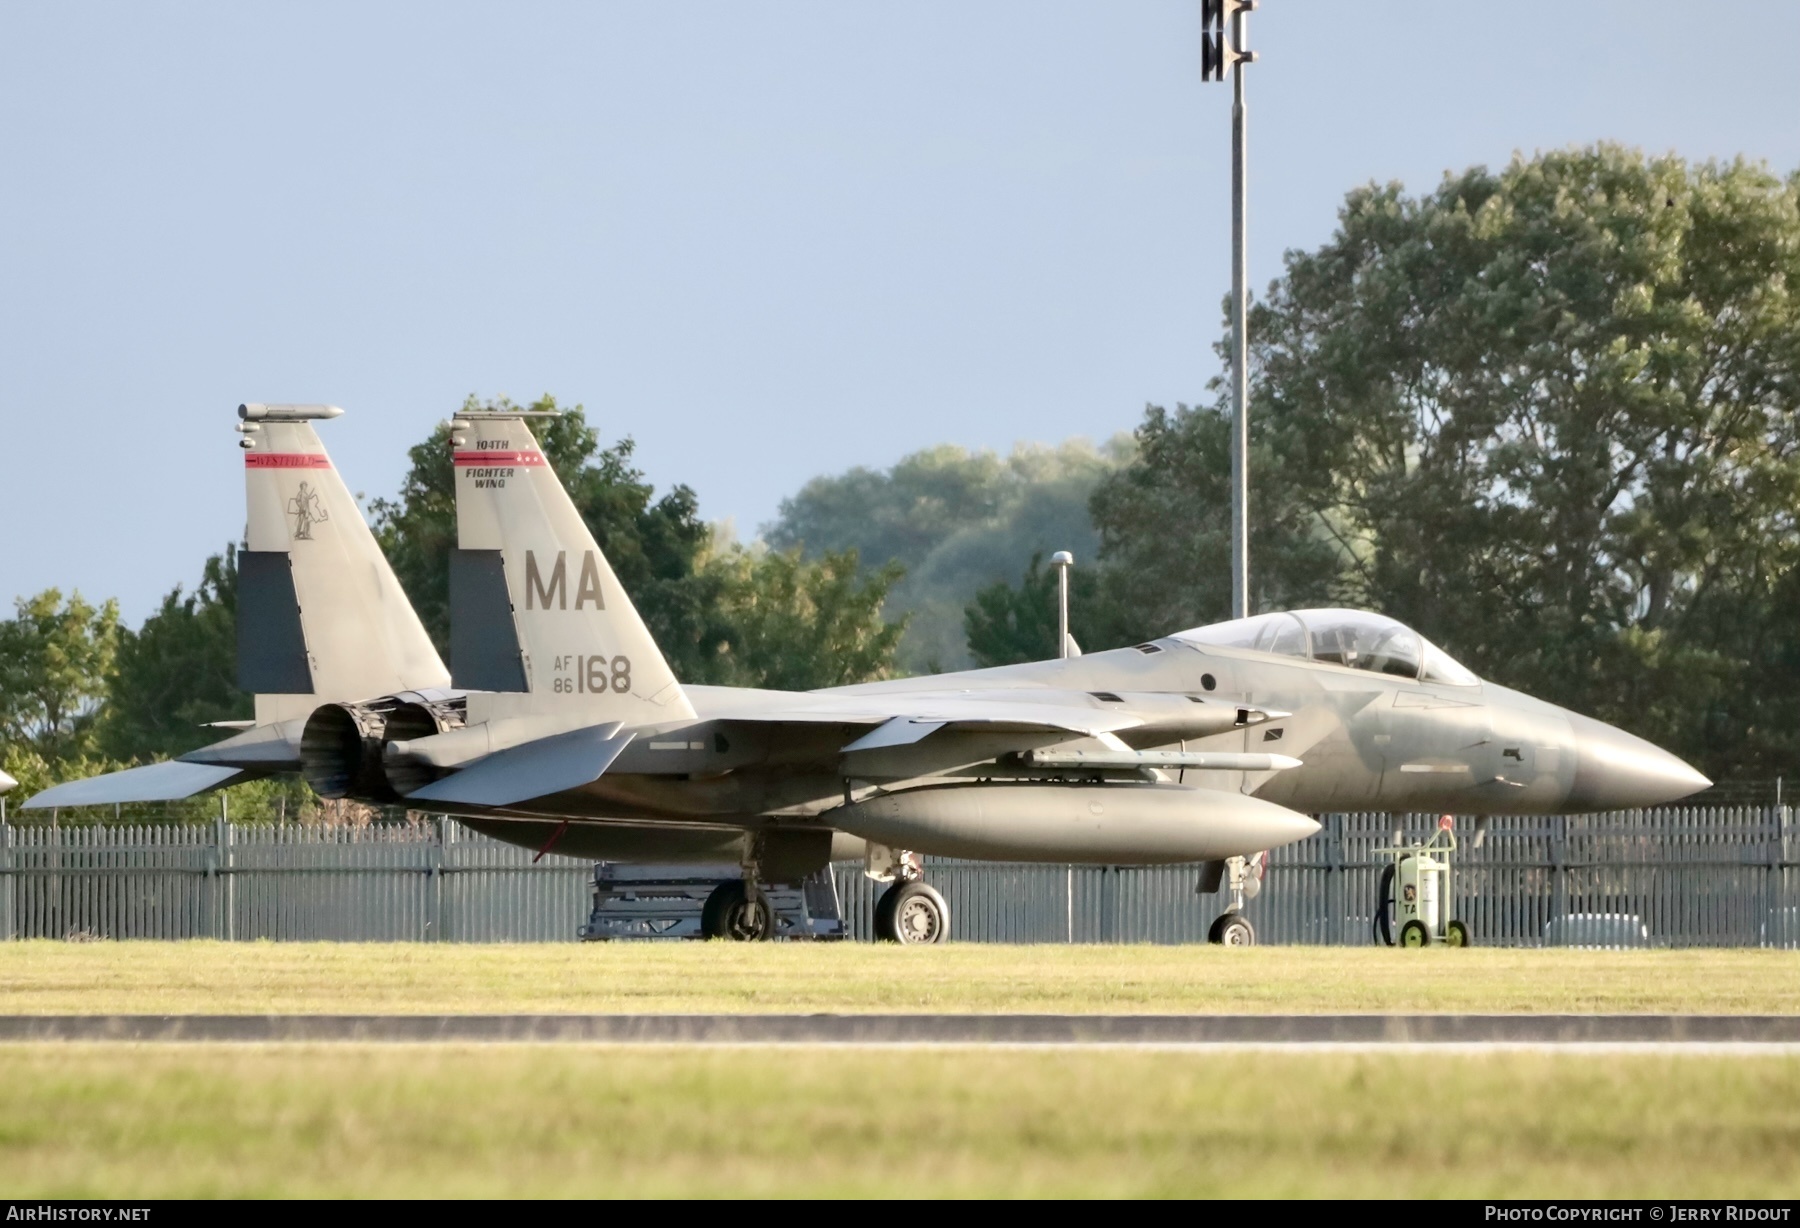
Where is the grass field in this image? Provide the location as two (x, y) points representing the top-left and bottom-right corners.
(1, 941), (1797, 1014)
(4, 946), (1797, 1198)
(0, 1045), (1794, 1197)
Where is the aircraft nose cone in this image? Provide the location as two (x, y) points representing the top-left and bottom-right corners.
(1565, 713), (1711, 810)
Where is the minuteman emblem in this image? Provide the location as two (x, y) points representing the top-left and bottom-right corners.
(288, 481), (329, 541)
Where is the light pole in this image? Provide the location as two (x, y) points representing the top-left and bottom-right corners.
(1051, 551), (1075, 659)
(1202, 0), (1257, 620)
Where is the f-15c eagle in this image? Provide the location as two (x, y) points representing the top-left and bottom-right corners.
(28, 405), (1709, 944)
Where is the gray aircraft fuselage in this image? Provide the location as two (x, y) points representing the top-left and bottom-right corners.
(438, 613), (1706, 854)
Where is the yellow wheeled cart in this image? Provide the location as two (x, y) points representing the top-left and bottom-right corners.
(1374, 816), (1472, 948)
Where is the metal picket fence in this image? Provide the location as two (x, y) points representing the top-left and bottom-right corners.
(0, 805), (1793, 946)
(0, 817), (591, 944)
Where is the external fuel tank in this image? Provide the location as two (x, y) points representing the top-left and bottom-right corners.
(828, 782), (1319, 864)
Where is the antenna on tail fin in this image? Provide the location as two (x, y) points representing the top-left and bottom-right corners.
(446, 411), (694, 726)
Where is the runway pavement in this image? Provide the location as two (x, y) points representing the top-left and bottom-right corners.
(2, 1013), (1799, 1048)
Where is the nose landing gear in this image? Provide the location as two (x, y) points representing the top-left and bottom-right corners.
(1204, 852), (1267, 945)
(1208, 910), (1255, 945)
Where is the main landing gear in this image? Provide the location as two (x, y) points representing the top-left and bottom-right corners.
(702, 840), (780, 941)
(700, 879), (775, 941)
(868, 844), (949, 944)
(876, 879), (950, 944)
(699, 841), (950, 943)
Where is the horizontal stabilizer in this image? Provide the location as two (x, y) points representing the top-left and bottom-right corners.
(23, 762), (249, 809)
(406, 722), (632, 808)
(179, 720), (304, 769)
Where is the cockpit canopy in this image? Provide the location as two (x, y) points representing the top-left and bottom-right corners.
(1173, 609), (1480, 686)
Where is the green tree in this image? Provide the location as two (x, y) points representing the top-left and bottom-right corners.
(1093, 144), (1800, 780)
(708, 548), (907, 691)
(768, 438), (1132, 671)
(770, 445), (1012, 573)
(369, 395), (739, 684)
(0, 589), (121, 764)
(100, 548), (247, 763)
(1088, 403), (1339, 635)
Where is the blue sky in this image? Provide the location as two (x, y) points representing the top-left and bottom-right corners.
(4, 1), (1799, 623)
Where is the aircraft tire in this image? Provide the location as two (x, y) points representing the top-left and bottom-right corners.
(875, 880), (950, 944)
(1374, 864), (1397, 946)
(1400, 918), (1431, 948)
(1208, 911), (1255, 946)
(701, 880), (774, 942)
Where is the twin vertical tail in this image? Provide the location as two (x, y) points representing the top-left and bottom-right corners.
(238, 404), (450, 723)
(22, 404), (453, 810)
(446, 411), (694, 728)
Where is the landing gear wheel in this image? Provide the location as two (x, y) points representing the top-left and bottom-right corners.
(1400, 918), (1431, 948)
(701, 880), (774, 941)
(1208, 911), (1255, 946)
(1445, 920), (1471, 948)
(874, 880), (949, 944)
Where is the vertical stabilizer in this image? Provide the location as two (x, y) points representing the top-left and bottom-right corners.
(448, 413), (694, 726)
(238, 404), (450, 721)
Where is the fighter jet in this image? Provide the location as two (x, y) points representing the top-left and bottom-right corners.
(285, 408), (1709, 945)
(23, 404), (453, 809)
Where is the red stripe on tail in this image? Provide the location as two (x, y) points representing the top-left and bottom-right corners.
(453, 450), (548, 466)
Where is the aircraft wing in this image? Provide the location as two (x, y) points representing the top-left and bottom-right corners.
(684, 685), (1145, 747)
(832, 702), (1143, 752)
(22, 761), (251, 809)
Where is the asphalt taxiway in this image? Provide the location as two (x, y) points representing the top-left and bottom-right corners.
(2, 1013), (1798, 1050)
